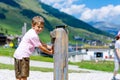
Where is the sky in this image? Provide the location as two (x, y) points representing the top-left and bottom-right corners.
(40, 0), (120, 25)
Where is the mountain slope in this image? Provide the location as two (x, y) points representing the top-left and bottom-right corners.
(0, 0), (113, 44)
(89, 21), (120, 35)
(40, 3), (106, 35)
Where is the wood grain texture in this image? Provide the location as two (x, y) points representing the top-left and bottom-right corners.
(51, 28), (68, 80)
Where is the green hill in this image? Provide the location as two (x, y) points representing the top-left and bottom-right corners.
(0, 0), (113, 44)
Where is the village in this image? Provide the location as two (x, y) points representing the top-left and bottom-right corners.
(1, 0), (120, 80)
(0, 23), (116, 80)
(0, 23), (115, 63)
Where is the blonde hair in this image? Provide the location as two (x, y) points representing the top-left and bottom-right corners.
(32, 16), (44, 27)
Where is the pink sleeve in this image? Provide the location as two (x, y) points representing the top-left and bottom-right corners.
(30, 36), (42, 47)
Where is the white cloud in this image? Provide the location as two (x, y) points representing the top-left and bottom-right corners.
(40, 0), (78, 9)
(80, 5), (120, 24)
(40, 0), (120, 24)
(40, 0), (64, 5)
(60, 4), (86, 15)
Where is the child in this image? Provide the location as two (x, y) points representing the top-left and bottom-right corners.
(112, 31), (120, 80)
(13, 16), (53, 80)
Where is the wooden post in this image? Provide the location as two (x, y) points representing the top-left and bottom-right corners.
(50, 26), (68, 80)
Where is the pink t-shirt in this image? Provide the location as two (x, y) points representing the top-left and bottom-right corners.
(14, 28), (42, 59)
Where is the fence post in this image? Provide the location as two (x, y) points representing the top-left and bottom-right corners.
(50, 25), (68, 80)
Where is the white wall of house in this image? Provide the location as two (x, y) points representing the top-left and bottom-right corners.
(68, 48), (114, 62)
(86, 49), (114, 60)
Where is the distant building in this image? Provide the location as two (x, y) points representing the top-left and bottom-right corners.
(0, 33), (7, 45)
(68, 46), (114, 62)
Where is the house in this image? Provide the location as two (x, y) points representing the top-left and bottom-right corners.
(84, 48), (114, 60)
(68, 48), (114, 62)
(0, 33), (7, 45)
(33, 44), (115, 62)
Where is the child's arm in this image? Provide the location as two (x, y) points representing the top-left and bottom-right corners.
(38, 44), (53, 55)
(116, 48), (120, 58)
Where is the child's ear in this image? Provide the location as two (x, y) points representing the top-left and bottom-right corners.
(32, 24), (37, 29)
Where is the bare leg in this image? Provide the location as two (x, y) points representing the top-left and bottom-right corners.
(112, 62), (119, 79)
(113, 71), (117, 77)
(16, 78), (21, 80)
(21, 77), (27, 80)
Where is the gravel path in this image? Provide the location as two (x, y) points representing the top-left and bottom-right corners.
(0, 56), (119, 80)
(0, 69), (118, 80)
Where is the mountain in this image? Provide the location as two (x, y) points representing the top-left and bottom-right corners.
(0, 0), (113, 44)
(89, 21), (120, 35)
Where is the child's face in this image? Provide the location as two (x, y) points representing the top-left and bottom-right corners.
(33, 23), (44, 34)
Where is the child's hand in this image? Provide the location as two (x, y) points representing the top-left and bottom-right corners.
(47, 45), (53, 50)
(49, 49), (54, 54)
(39, 44), (54, 55)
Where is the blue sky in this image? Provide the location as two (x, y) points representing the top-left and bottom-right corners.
(75, 0), (120, 9)
(40, 0), (120, 25)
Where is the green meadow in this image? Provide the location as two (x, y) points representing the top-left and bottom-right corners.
(0, 46), (114, 72)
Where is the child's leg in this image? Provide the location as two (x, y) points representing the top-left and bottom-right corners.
(16, 78), (21, 80)
(113, 61), (119, 77)
(21, 58), (29, 80)
(14, 58), (22, 80)
(21, 77), (27, 80)
(14, 58), (29, 80)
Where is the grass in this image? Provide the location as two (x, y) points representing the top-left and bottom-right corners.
(30, 55), (53, 62)
(0, 63), (87, 73)
(0, 46), (53, 62)
(0, 46), (115, 72)
(0, 47), (15, 56)
(0, 63), (53, 72)
(69, 60), (114, 72)
(0, 63), (13, 70)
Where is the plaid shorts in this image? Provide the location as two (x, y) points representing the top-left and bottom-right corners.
(14, 57), (30, 78)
